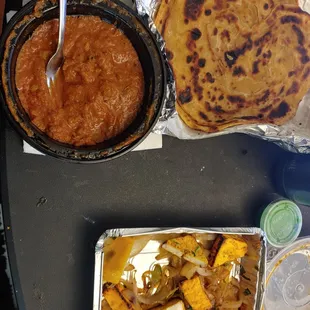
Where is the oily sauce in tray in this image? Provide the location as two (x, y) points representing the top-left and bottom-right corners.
(15, 16), (144, 146)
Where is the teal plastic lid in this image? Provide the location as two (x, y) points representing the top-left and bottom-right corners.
(260, 199), (302, 248)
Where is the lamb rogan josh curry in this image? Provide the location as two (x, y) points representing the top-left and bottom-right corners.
(15, 16), (144, 146)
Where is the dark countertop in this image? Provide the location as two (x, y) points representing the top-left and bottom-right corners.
(2, 120), (310, 310)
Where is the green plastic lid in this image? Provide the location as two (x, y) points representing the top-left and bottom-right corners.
(260, 199), (302, 248)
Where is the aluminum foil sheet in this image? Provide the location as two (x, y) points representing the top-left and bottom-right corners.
(93, 227), (267, 310)
(135, 0), (310, 153)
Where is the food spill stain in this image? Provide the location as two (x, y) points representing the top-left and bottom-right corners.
(36, 197), (47, 208)
(82, 215), (95, 224)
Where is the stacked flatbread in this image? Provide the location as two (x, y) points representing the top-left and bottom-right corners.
(155, 0), (310, 132)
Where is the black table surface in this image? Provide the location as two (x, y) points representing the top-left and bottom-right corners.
(2, 120), (310, 310)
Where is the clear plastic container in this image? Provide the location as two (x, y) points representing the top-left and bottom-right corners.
(264, 237), (310, 309)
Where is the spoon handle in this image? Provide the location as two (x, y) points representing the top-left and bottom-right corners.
(57, 0), (67, 55)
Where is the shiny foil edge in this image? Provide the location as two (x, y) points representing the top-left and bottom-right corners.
(135, 0), (310, 154)
(93, 227), (267, 310)
(135, 0), (177, 124)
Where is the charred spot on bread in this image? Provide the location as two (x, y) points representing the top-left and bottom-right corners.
(269, 101), (290, 119)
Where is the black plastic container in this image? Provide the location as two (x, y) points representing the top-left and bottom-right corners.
(275, 153), (310, 206)
(0, 0), (166, 163)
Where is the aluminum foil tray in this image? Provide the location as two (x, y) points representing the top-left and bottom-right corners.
(93, 227), (267, 310)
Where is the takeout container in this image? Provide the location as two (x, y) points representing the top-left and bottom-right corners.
(259, 196), (302, 248)
(0, 0), (166, 163)
(264, 237), (310, 309)
(93, 227), (267, 310)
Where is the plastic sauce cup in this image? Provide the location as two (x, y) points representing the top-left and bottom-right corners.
(260, 199), (302, 248)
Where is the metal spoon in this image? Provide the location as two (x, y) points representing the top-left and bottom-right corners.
(46, 0), (67, 89)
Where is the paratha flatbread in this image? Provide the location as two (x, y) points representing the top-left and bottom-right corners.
(155, 0), (310, 132)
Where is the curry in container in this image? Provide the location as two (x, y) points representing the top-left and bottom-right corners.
(155, 0), (310, 133)
(16, 16), (144, 146)
(102, 233), (261, 310)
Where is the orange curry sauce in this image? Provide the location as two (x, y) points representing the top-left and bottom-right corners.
(16, 16), (144, 146)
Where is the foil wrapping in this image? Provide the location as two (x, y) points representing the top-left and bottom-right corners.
(136, 0), (310, 153)
(93, 227), (267, 310)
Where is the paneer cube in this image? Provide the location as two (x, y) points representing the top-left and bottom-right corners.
(152, 299), (186, 310)
(180, 262), (198, 279)
(102, 283), (134, 310)
(180, 276), (212, 310)
(162, 235), (208, 267)
(209, 234), (248, 267)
